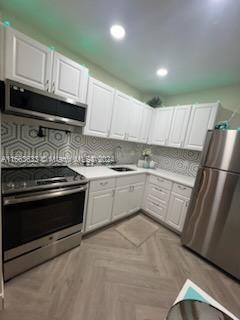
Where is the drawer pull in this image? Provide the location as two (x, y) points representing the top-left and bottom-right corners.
(154, 187), (163, 192)
(100, 181), (108, 186)
(157, 178), (165, 183)
(151, 201), (160, 207)
(178, 185), (187, 190)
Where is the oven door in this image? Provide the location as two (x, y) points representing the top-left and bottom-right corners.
(2, 185), (87, 256)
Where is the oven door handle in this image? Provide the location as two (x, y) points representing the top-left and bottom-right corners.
(3, 185), (88, 206)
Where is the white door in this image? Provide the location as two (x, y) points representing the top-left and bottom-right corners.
(128, 99), (142, 142)
(112, 185), (132, 221)
(85, 189), (114, 232)
(165, 193), (189, 232)
(109, 91), (130, 140)
(184, 103), (219, 151)
(139, 104), (153, 144)
(129, 183), (144, 213)
(168, 106), (191, 148)
(84, 78), (114, 138)
(52, 51), (88, 103)
(5, 27), (52, 90)
(149, 107), (174, 146)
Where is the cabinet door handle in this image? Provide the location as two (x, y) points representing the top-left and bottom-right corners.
(52, 81), (55, 93)
(112, 189), (115, 197)
(185, 200), (189, 207)
(100, 181), (108, 186)
(45, 80), (49, 91)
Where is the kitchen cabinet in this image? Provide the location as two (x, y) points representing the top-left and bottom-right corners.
(168, 105), (191, 148)
(85, 189), (114, 232)
(143, 175), (192, 233)
(109, 91), (130, 140)
(4, 27), (89, 102)
(127, 98), (143, 142)
(0, 23), (4, 81)
(52, 51), (88, 103)
(84, 77), (114, 138)
(139, 104), (153, 144)
(165, 193), (189, 232)
(112, 182), (144, 221)
(5, 27), (52, 90)
(184, 103), (219, 151)
(149, 107), (174, 146)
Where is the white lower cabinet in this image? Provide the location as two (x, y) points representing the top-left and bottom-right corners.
(85, 189), (114, 232)
(165, 193), (189, 232)
(85, 175), (145, 232)
(112, 183), (144, 221)
(143, 175), (192, 233)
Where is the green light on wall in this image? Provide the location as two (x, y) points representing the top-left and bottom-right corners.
(3, 21), (11, 27)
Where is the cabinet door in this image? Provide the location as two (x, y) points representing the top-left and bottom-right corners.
(112, 186), (131, 221)
(149, 107), (174, 146)
(52, 51), (88, 103)
(168, 106), (191, 148)
(184, 103), (219, 151)
(84, 78), (114, 138)
(85, 189), (114, 232)
(129, 183), (144, 213)
(165, 193), (189, 232)
(127, 99), (142, 142)
(5, 27), (52, 90)
(139, 104), (153, 144)
(109, 91), (130, 140)
(0, 24), (4, 80)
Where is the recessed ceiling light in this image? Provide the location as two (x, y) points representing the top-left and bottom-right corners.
(110, 25), (126, 40)
(156, 68), (168, 77)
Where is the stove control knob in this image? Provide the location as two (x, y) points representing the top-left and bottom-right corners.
(7, 183), (15, 189)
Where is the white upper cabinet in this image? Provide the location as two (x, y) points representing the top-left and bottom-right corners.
(84, 77), (114, 138)
(184, 103), (219, 151)
(149, 107), (174, 146)
(52, 52), (88, 103)
(0, 24), (4, 80)
(139, 104), (153, 144)
(128, 98), (143, 142)
(109, 91), (130, 140)
(5, 27), (52, 90)
(168, 105), (192, 148)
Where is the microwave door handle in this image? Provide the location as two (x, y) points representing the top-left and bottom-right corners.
(3, 185), (87, 206)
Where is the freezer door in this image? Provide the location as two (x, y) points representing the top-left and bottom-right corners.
(203, 130), (240, 173)
(182, 167), (240, 280)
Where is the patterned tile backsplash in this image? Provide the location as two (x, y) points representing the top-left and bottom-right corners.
(1, 119), (201, 177)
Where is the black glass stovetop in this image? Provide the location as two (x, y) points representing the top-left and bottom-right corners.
(2, 166), (87, 195)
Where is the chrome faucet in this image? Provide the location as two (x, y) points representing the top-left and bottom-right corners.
(114, 145), (122, 164)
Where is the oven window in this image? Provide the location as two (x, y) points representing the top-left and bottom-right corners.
(3, 190), (85, 251)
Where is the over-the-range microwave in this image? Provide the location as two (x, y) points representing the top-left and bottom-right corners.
(0, 79), (87, 127)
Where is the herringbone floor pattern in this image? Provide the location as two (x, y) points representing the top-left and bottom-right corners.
(1, 213), (240, 320)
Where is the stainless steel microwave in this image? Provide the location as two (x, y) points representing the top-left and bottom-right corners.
(1, 79), (87, 127)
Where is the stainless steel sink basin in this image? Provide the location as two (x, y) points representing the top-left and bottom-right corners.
(109, 167), (135, 172)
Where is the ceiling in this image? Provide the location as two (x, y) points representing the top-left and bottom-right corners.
(1, 0), (240, 95)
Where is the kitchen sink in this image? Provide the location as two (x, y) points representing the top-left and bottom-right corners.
(109, 167), (135, 172)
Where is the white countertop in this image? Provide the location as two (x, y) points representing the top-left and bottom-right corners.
(69, 164), (196, 188)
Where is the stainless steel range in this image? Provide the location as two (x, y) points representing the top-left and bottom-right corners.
(2, 166), (88, 280)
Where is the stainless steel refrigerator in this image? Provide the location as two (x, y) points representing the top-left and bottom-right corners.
(182, 130), (240, 280)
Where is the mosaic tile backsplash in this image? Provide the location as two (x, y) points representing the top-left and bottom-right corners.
(1, 120), (201, 177)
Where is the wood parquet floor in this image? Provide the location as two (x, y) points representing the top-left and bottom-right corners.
(1, 213), (240, 320)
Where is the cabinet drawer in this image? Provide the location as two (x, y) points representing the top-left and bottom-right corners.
(144, 195), (167, 222)
(172, 183), (192, 198)
(90, 178), (115, 192)
(116, 174), (145, 187)
(149, 175), (173, 190)
(147, 183), (170, 204)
